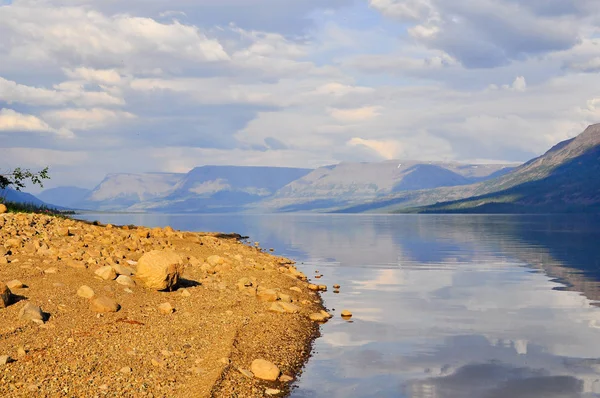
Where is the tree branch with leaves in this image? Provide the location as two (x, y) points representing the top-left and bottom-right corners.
(0, 167), (50, 202)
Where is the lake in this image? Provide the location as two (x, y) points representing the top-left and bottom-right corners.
(74, 213), (600, 398)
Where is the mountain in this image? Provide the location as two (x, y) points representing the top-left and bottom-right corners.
(255, 161), (514, 212)
(76, 166), (312, 212)
(131, 166), (313, 212)
(411, 123), (600, 213)
(75, 173), (184, 211)
(0, 188), (47, 206)
(38, 186), (91, 208)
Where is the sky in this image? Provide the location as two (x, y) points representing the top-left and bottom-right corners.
(1, 0), (600, 190)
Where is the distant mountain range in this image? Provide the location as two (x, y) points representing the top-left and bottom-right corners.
(19, 123), (600, 214)
(335, 123), (600, 214)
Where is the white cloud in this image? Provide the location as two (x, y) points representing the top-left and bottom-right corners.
(329, 106), (381, 122)
(41, 108), (136, 131)
(348, 137), (402, 159)
(0, 108), (74, 138)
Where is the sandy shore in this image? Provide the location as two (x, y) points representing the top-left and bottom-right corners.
(0, 212), (329, 397)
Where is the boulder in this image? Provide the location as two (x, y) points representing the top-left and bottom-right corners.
(269, 302), (300, 314)
(251, 359), (280, 381)
(207, 255), (224, 266)
(158, 302), (174, 315)
(90, 296), (120, 313)
(95, 266), (117, 281)
(116, 275), (136, 287)
(113, 263), (135, 276)
(0, 283), (12, 308)
(341, 310), (352, 318)
(136, 250), (183, 290)
(0, 204), (6, 214)
(257, 289), (278, 302)
(77, 285), (95, 299)
(6, 280), (24, 290)
(19, 303), (45, 323)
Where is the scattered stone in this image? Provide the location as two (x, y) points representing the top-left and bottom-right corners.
(158, 302), (174, 315)
(115, 275), (136, 287)
(0, 204), (7, 214)
(90, 296), (120, 313)
(0, 355), (12, 365)
(333, 289), (340, 294)
(277, 293), (292, 303)
(112, 263), (134, 276)
(181, 289), (191, 297)
(333, 284), (341, 289)
(136, 250), (184, 290)
(315, 275), (322, 279)
(257, 289), (278, 302)
(95, 266), (117, 281)
(120, 366), (132, 374)
(16, 347), (26, 358)
(341, 310), (352, 318)
(44, 267), (58, 274)
(19, 303), (45, 323)
(309, 310), (332, 322)
(289, 287), (302, 293)
(251, 359), (280, 381)
(318, 285), (327, 291)
(279, 374), (294, 383)
(77, 285), (95, 299)
(0, 283), (13, 308)
(238, 368), (254, 379)
(207, 255), (224, 266)
(266, 388), (282, 396)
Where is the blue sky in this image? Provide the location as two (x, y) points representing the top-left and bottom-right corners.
(0, 0), (599, 189)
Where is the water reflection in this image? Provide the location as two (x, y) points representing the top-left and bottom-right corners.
(75, 213), (600, 397)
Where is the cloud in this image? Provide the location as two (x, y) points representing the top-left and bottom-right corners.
(371, 0), (595, 68)
(0, 108), (74, 138)
(41, 108), (136, 131)
(329, 106), (381, 122)
(348, 137), (402, 159)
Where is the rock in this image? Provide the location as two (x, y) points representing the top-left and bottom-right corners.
(289, 287), (302, 293)
(6, 280), (25, 290)
(0, 355), (11, 365)
(16, 347), (26, 358)
(65, 260), (87, 270)
(277, 293), (292, 303)
(279, 374), (294, 383)
(238, 368), (254, 379)
(44, 267), (58, 274)
(158, 302), (174, 315)
(120, 366), (132, 374)
(0, 283), (13, 308)
(257, 289), (278, 302)
(269, 302), (300, 314)
(309, 311), (332, 322)
(136, 250), (183, 290)
(95, 266), (117, 281)
(341, 310), (352, 318)
(115, 275), (136, 287)
(90, 296), (120, 313)
(266, 389), (282, 396)
(77, 285), (95, 299)
(251, 359), (280, 381)
(0, 204), (7, 214)
(112, 263), (135, 276)
(333, 284), (341, 289)
(207, 255), (224, 266)
(307, 284), (320, 291)
(318, 284), (327, 291)
(19, 303), (45, 323)
(180, 289), (191, 297)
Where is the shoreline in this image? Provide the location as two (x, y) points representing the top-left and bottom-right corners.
(0, 212), (328, 397)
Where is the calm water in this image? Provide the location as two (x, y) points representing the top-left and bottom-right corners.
(75, 213), (600, 398)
